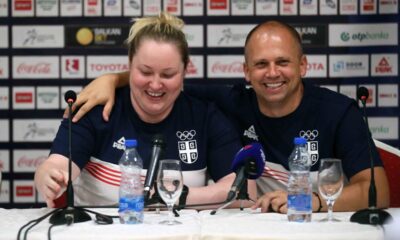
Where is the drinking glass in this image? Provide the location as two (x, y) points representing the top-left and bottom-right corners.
(318, 158), (344, 222)
(156, 159), (183, 225)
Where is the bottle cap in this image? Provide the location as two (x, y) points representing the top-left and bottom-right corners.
(294, 137), (307, 145)
(125, 139), (137, 148)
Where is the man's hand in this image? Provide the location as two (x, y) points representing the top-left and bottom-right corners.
(251, 190), (288, 213)
(63, 73), (120, 122)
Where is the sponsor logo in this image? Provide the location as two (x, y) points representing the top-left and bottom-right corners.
(375, 57), (392, 73)
(67, 26), (129, 47)
(341, 31), (390, 42)
(293, 24), (327, 47)
(0, 180), (10, 203)
(329, 24), (397, 46)
(217, 27), (247, 45)
(128, 0), (140, 9)
(15, 92), (33, 103)
(17, 63), (51, 74)
(88, 0), (98, 6)
(89, 63), (129, 72)
(15, 0), (32, 10)
(211, 61), (243, 74)
(210, 0), (227, 9)
(0, 56), (8, 78)
(17, 156), (46, 169)
(0, 150), (10, 172)
(37, 0), (57, 11)
(369, 117), (398, 140)
(13, 26), (64, 48)
(113, 137), (125, 150)
(176, 130), (198, 164)
(13, 56), (59, 79)
(23, 123), (55, 140)
(22, 29), (55, 46)
(333, 61), (364, 72)
(243, 125), (259, 141)
(187, 60), (198, 75)
(16, 185), (34, 197)
(66, 58), (80, 73)
(38, 92), (57, 103)
(207, 55), (244, 78)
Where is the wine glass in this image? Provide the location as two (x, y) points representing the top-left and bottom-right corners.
(318, 158), (344, 222)
(156, 159), (183, 225)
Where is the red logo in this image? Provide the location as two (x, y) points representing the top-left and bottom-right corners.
(89, 63), (129, 72)
(186, 60), (198, 75)
(88, 0), (98, 6)
(375, 57), (392, 73)
(284, 0), (294, 3)
(16, 186), (33, 197)
(15, 92), (33, 103)
(17, 155), (46, 168)
(66, 59), (80, 73)
(307, 63), (324, 71)
(210, 0), (227, 10)
(17, 63), (51, 74)
(211, 61), (243, 73)
(15, 0), (32, 10)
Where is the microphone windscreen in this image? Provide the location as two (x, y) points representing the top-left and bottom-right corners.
(357, 87), (369, 101)
(231, 142), (266, 179)
(64, 90), (77, 103)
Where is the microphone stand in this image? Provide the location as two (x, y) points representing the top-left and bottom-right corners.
(49, 96), (91, 225)
(210, 178), (254, 215)
(350, 94), (392, 225)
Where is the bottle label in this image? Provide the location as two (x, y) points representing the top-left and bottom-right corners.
(287, 194), (312, 212)
(119, 196), (144, 213)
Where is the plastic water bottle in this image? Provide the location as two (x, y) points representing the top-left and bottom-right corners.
(118, 139), (144, 224)
(287, 137), (312, 222)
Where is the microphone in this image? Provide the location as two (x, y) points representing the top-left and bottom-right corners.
(227, 143), (266, 202)
(144, 134), (165, 201)
(64, 90), (77, 105)
(49, 90), (91, 225)
(350, 87), (392, 225)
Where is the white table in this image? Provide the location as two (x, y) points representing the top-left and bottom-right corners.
(1, 208), (399, 240)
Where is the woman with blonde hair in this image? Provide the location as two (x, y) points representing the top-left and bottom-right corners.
(35, 12), (256, 208)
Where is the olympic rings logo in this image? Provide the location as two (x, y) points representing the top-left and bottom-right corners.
(299, 130), (319, 141)
(176, 130), (196, 141)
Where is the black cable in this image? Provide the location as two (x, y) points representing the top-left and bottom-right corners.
(47, 224), (56, 240)
(17, 209), (60, 240)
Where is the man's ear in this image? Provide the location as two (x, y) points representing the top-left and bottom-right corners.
(299, 55), (308, 78)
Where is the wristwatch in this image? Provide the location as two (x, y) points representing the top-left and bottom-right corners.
(179, 185), (189, 207)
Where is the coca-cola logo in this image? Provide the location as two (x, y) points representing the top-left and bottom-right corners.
(17, 155), (47, 168)
(16, 186), (33, 197)
(17, 63), (51, 74)
(211, 61), (243, 73)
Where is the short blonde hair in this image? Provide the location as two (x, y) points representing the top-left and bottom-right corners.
(127, 12), (189, 69)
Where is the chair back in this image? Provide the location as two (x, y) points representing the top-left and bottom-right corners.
(374, 139), (400, 207)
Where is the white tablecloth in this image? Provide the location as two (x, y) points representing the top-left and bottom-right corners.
(1, 208), (399, 240)
(1, 208), (201, 240)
